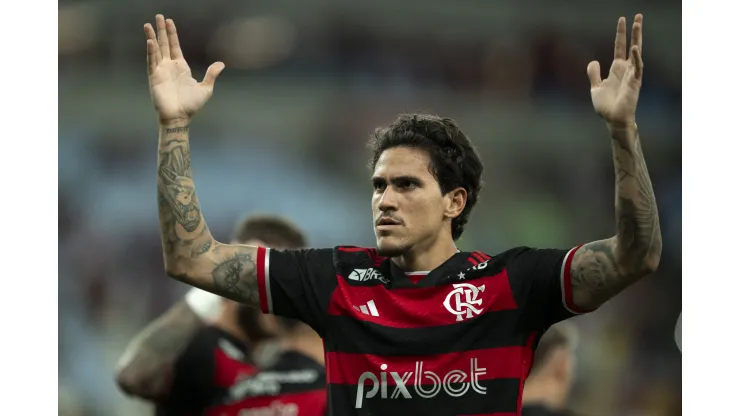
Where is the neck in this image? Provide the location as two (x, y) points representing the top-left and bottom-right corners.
(521, 377), (568, 410)
(213, 302), (249, 344)
(393, 234), (458, 272)
(281, 327), (325, 365)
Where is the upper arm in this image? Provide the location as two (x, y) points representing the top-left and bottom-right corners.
(170, 242), (338, 335)
(569, 237), (639, 312)
(167, 243), (263, 308)
(255, 247), (337, 336)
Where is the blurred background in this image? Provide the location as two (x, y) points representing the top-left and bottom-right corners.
(58, 0), (681, 415)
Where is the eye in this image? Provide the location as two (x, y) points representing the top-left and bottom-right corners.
(372, 180), (386, 192)
(397, 179), (417, 190)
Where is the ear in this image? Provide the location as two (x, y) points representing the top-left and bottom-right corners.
(444, 187), (467, 220)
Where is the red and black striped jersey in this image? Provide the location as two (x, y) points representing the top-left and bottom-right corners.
(254, 245), (592, 416)
(156, 326), (258, 416)
(204, 351), (327, 416)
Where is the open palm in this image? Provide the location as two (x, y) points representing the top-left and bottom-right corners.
(587, 14), (644, 127)
(145, 15), (224, 123)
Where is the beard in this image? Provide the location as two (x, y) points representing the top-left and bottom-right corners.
(376, 240), (412, 257)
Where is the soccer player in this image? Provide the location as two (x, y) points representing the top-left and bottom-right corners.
(521, 323), (579, 416)
(144, 12), (660, 415)
(205, 316), (327, 415)
(115, 215), (308, 414)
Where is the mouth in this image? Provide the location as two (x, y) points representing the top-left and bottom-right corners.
(376, 217), (402, 226)
(375, 217), (403, 232)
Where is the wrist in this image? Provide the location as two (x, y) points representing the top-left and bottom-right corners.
(607, 121), (638, 142)
(159, 118), (190, 129)
(607, 120), (637, 132)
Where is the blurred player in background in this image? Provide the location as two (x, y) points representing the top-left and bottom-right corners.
(522, 323), (579, 416)
(206, 315), (326, 415)
(116, 215), (308, 414)
(142, 12), (661, 415)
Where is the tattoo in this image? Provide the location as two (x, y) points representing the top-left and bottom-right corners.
(155, 125), (261, 307)
(212, 253), (259, 305)
(157, 125), (208, 257)
(570, 128), (662, 309)
(611, 132), (661, 266)
(193, 240), (211, 256)
(165, 126), (189, 134)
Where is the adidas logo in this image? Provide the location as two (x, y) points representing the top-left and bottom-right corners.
(353, 300), (379, 317)
(348, 268), (389, 284)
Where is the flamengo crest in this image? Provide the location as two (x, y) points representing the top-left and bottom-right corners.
(443, 283), (486, 321)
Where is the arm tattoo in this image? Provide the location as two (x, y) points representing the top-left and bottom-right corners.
(571, 127), (662, 309)
(155, 124), (261, 306)
(157, 125), (210, 257)
(116, 301), (203, 398)
(212, 252), (260, 305)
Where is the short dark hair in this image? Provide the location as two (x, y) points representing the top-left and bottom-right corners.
(233, 215), (307, 341)
(231, 214), (307, 248)
(367, 114), (484, 240)
(531, 323), (578, 374)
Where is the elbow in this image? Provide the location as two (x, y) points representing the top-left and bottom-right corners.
(644, 248), (661, 274)
(114, 364), (147, 397)
(164, 258), (191, 283)
(618, 240), (662, 278)
(643, 232), (663, 274)
(115, 363), (169, 401)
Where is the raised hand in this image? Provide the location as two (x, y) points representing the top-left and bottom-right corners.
(587, 14), (644, 127)
(144, 15), (225, 124)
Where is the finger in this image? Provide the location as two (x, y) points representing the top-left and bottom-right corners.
(586, 61), (602, 88)
(614, 16), (627, 60)
(634, 13), (643, 53)
(156, 14), (170, 60)
(144, 23), (161, 65)
(630, 45), (643, 82)
(201, 62), (226, 88)
(630, 17), (642, 54)
(166, 19), (184, 60)
(146, 39), (158, 75)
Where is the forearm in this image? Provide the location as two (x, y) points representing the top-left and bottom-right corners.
(609, 123), (662, 274)
(570, 124), (662, 309)
(156, 122), (263, 306)
(115, 301), (203, 400)
(157, 122), (214, 285)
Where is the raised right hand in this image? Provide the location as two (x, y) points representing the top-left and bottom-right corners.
(145, 15), (225, 124)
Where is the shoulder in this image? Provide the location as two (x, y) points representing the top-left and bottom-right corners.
(461, 247), (532, 271)
(334, 246), (386, 264)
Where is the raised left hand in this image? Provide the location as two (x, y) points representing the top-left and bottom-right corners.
(587, 14), (644, 128)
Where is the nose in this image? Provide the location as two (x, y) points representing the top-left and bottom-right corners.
(377, 188), (399, 213)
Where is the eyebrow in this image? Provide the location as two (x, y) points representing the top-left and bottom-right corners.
(371, 175), (423, 184)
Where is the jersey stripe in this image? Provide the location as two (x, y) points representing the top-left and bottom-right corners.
(515, 332), (538, 414)
(256, 246), (271, 314)
(328, 378), (520, 414)
(328, 271), (518, 329)
(323, 310), (529, 356)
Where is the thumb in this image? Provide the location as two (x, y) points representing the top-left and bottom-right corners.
(201, 62), (225, 88)
(586, 61), (602, 88)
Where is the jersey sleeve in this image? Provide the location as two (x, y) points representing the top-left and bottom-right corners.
(255, 247), (337, 336)
(506, 245), (595, 329)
